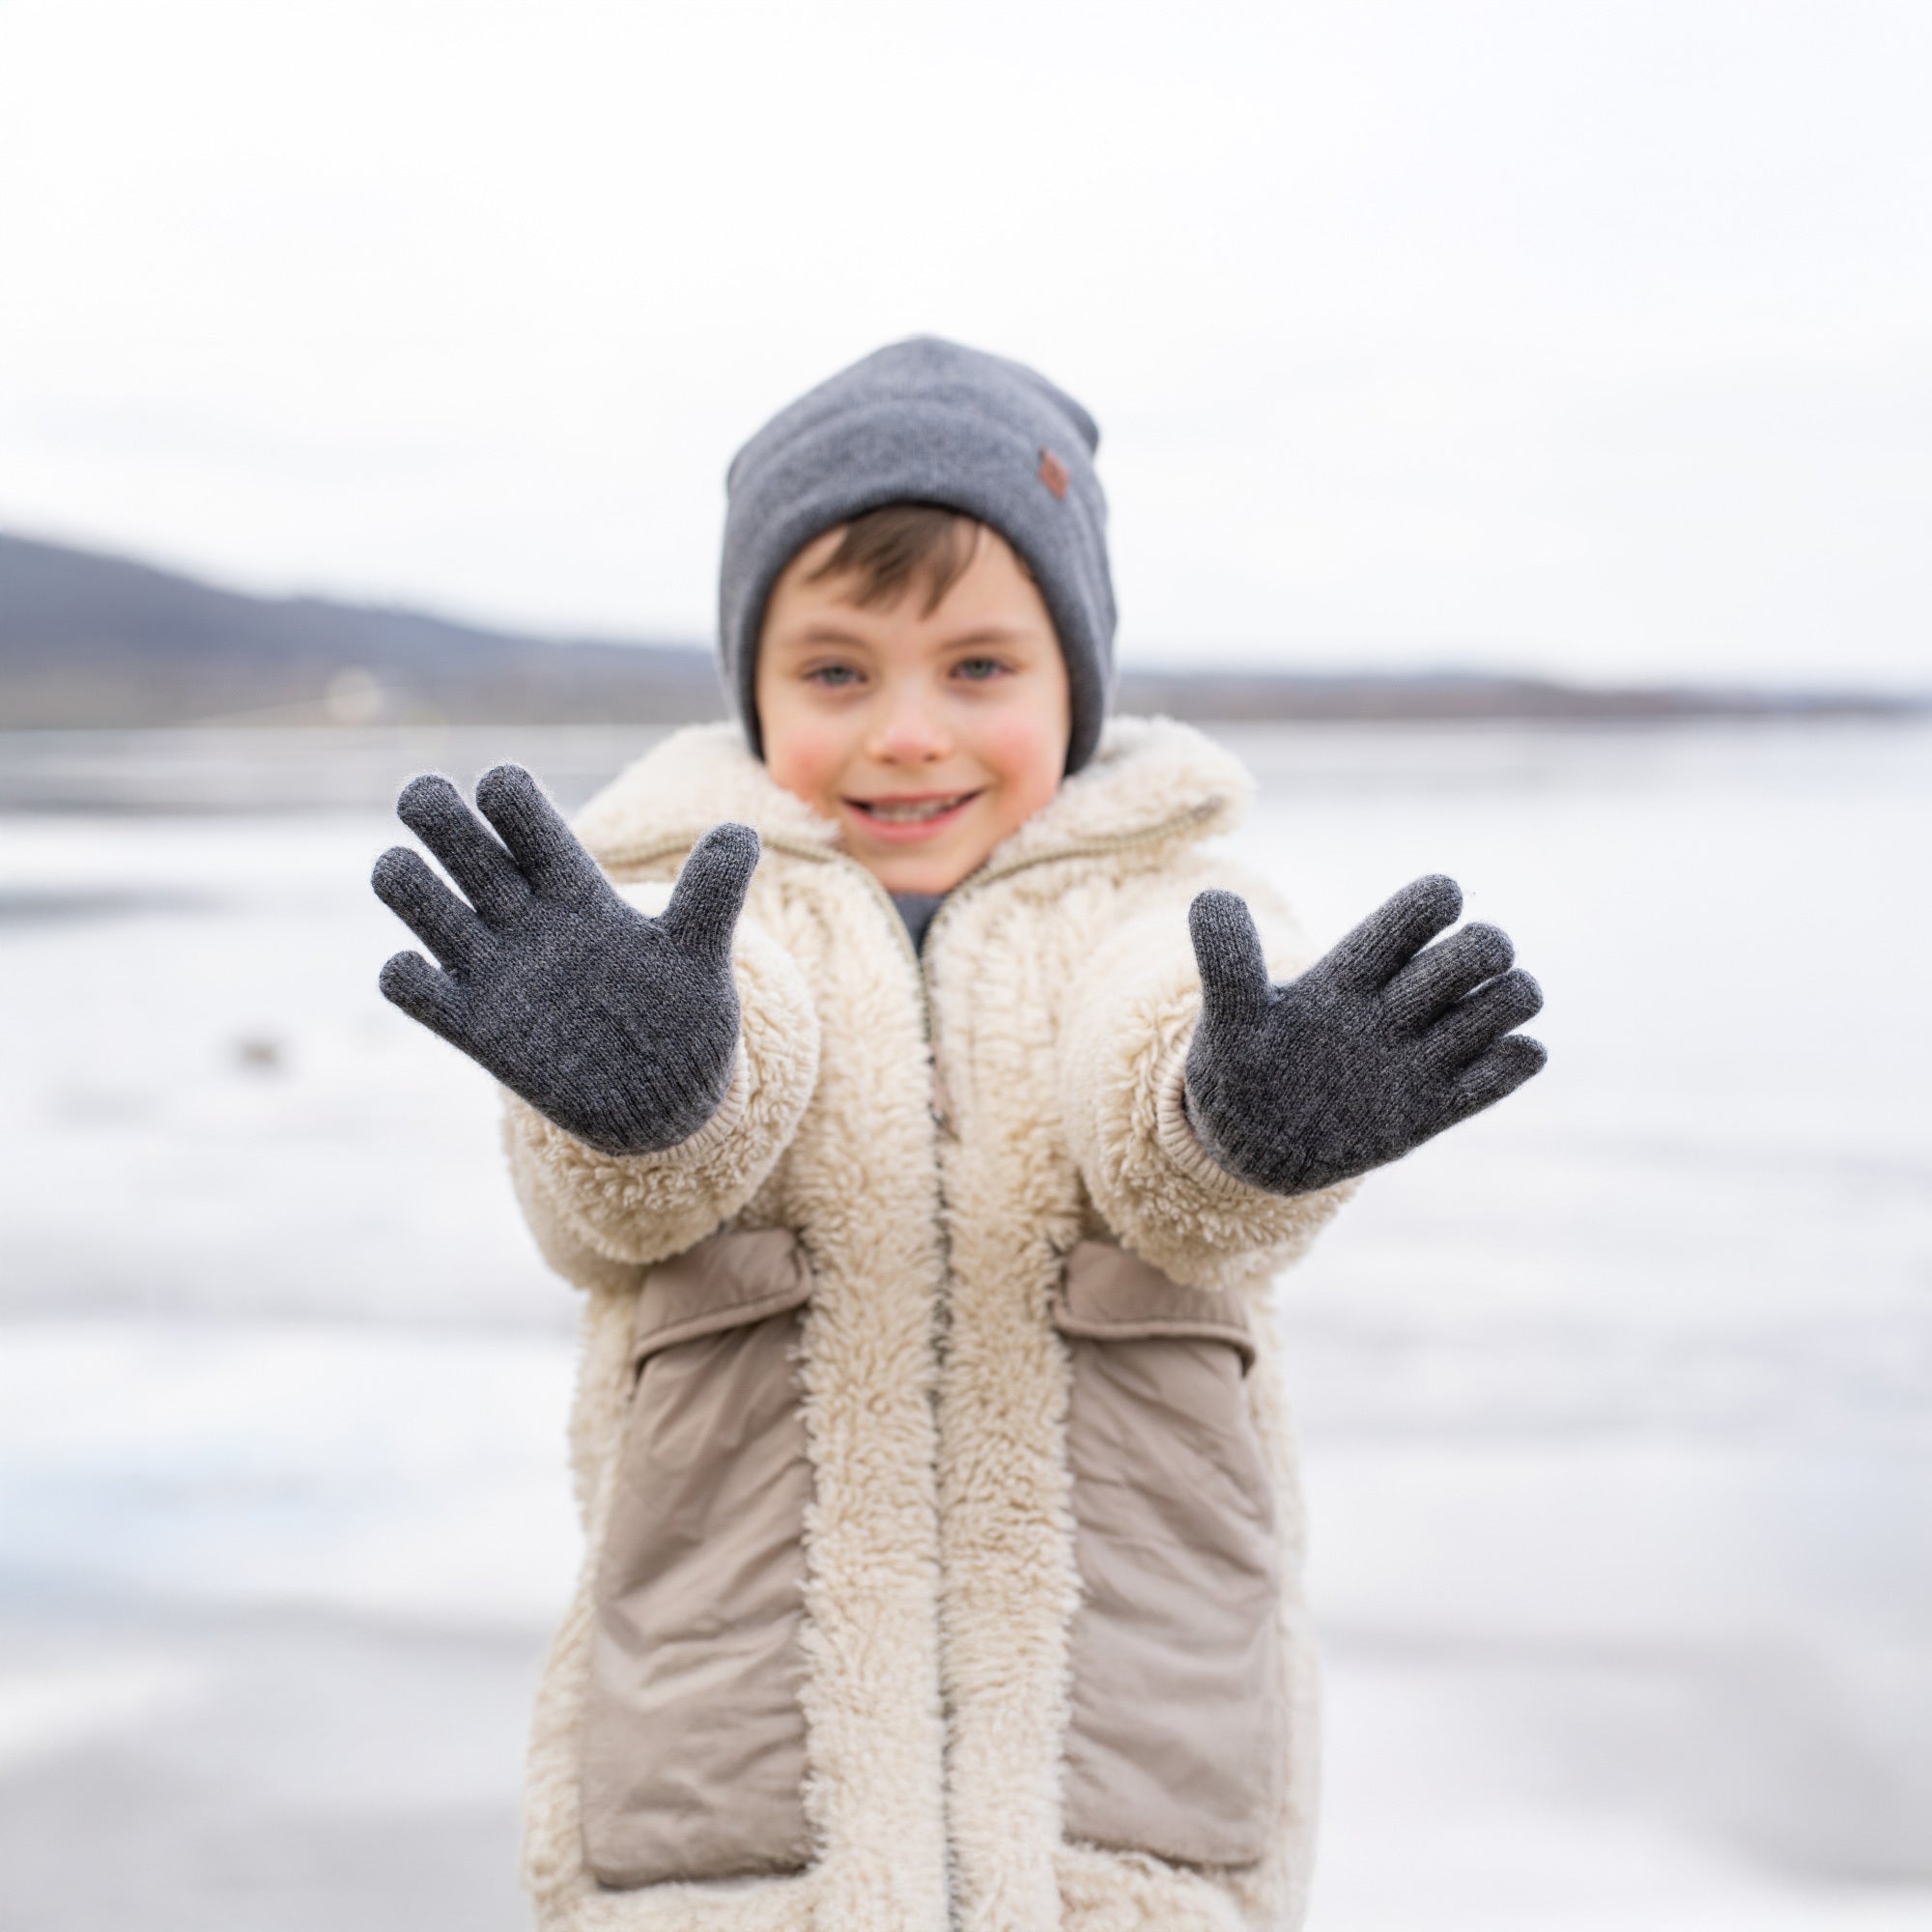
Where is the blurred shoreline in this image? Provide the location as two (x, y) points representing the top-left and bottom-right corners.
(4, 711), (1929, 816)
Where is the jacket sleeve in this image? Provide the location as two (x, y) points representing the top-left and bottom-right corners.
(501, 892), (820, 1289)
(1057, 860), (1359, 1292)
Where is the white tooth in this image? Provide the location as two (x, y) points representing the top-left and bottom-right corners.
(869, 794), (963, 823)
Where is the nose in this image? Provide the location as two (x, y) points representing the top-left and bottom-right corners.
(866, 678), (951, 765)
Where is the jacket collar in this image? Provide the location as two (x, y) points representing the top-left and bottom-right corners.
(575, 715), (1253, 878)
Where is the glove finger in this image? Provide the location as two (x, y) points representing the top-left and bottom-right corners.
(396, 774), (527, 923)
(660, 822), (761, 959)
(473, 764), (604, 900)
(378, 950), (472, 1049)
(1435, 1031), (1548, 1126)
(1322, 874), (1463, 991)
(371, 846), (490, 972)
(1383, 921), (1514, 1031)
(1419, 968), (1544, 1073)
(1188, 890), (1272, 1029)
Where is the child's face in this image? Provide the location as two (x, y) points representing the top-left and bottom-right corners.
(754, 525), (1071, 895)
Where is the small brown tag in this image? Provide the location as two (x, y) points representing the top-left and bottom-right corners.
(1037, 447), (1069, 499)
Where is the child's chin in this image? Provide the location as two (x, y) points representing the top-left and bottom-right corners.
(863, 837), (987, 895)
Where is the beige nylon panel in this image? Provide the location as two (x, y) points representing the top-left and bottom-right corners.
(581, 1231), (815, 1888)
(1056, 1240), (1285, 1867)
(1048, 1236), (1257, 1366)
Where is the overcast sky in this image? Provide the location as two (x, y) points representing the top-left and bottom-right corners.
(3, 0), (1927, 684)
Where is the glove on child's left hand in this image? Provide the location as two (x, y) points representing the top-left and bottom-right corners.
(1181, 874), (1546, 1196)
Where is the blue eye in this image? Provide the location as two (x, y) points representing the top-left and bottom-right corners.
(808, 665), (862, 687)
(955, 657), (1006, 681)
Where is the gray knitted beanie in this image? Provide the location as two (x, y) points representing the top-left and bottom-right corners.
(719, 336), (1117, 776)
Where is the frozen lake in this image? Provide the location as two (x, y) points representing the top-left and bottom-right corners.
(2, 719), (1929, 1930)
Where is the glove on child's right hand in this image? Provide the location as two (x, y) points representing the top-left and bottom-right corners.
(373, 763), (759, 1157)
(1182, 874), (1546, 1196)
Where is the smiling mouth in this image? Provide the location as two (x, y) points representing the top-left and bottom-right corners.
(847, 790), (981, 824)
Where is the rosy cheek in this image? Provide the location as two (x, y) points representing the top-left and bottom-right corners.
(974, 709), (1063, 811)
(762, 710), (850, 813)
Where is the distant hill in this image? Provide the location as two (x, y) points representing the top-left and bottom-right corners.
(1112, 666), (1928, 723)
(1, 528), (1922, 727)
(0, 530), (720, 727)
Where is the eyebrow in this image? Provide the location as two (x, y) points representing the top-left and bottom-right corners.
(775, 621), (1041, 653)
(783, 623), (872, 649)
(939, 625), (1037, 649)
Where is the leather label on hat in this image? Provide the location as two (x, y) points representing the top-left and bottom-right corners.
(1037, 447), (1070, 499)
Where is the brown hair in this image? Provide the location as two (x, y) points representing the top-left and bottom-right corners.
(805, 502), (1030, 616)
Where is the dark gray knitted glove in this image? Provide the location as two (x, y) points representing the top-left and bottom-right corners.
(372, 763), (759, 1158)
(1182, 874), (1546, 1196)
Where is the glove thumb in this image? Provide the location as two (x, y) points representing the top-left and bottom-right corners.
(1188, 890), (1271, 1031)
(660, 822), (761, 959)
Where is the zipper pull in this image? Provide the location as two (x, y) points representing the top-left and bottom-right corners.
(929, 1046), (957, 1137)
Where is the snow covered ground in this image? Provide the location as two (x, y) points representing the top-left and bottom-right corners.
(2, 719), (1928, 1929)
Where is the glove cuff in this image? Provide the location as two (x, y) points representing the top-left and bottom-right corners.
(520, 1040), (750, 1166)
(1156, 1027), (1291, 1207)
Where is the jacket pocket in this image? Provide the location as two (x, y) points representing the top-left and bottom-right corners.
(1053, 1237), (1284, 1868)
(582, 1226), (815, 1888)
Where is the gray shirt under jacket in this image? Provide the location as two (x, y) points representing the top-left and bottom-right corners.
(890, 892), (949, 956)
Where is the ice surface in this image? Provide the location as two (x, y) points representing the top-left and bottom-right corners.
(2, 720), (1928, 1927)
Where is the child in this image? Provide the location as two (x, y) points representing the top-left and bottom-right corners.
(372, 337), (1545, 1932)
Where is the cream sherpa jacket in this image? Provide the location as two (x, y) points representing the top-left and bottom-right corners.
(502, 715), (1356, 1932)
